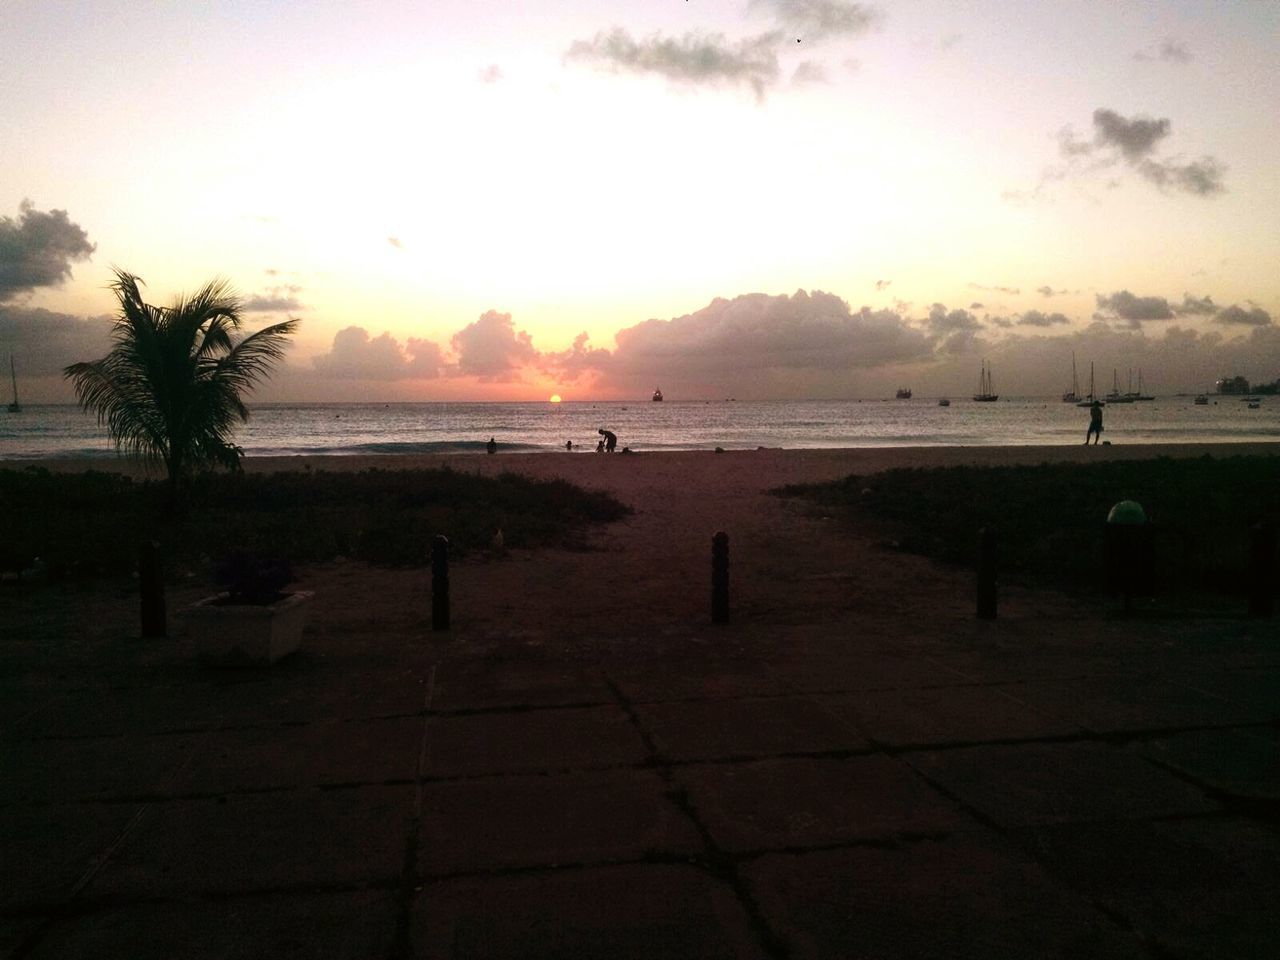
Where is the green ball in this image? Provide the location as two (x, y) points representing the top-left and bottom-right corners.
(1107, 500), (1147, 525)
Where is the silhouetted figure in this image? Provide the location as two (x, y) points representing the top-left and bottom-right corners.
(565, 440), (573, 451)
(595, 438), (605, 453)
(486, 436), (497, 454)
(598, 428), (617, 453)
(1085, 401), (1103, 445)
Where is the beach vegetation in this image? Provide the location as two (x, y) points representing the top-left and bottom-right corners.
(777, 454), (1280, 606)
(0, 466), (629, 581)
(63, 270), (298, 495)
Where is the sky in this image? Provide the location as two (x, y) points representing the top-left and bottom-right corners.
(2, 0), (1278, 402)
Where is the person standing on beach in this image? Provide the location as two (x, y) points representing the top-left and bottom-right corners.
(1085, 401), (1103, 445)
(598, 428), (617, 453)
(486, 436), (497, 454)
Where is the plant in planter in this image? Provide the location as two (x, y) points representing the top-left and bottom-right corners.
(186, 553), (314, 665)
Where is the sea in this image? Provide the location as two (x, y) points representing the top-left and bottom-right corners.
(3, 396), (1278, 461)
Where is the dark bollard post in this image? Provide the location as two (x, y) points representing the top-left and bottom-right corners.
(1248, 522), (1276, 618)
(139, 540), (166, 638)
(976, 527), (997, 620)
(711, 531), (729, 624)
(431, 535), (450, 631)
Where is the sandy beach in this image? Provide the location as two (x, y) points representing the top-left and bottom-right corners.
(14, 441), (1279, 653)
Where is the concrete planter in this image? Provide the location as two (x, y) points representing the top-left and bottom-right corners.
(187, 590), (314, 666)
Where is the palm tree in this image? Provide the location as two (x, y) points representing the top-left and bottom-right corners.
(65, 269), (299, 491)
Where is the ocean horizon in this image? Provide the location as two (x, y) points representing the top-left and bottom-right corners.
(3, 396), (1278, 461)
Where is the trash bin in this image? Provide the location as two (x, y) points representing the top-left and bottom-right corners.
(1104, 500), (1154, 609)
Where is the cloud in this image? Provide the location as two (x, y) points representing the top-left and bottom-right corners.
(1095, 290), (1174, 322)
(874, 279), (892, 291)
(1136, 156), (1226, 196)
(1091, 108), (1170, 160)
(1017, 310), (1071, 327)
(561, 290), (931, 397)
(925, 303), (983, 353)
(968, 282), (1020, 296)
(451, 309), (538, 381)
(0, 305), (111, 375)
(1049, 109), (1226, 197)
(311, 326), (444, 380)
(969, 302), (984, 310)
(750, 0), (878, 42)
(565, 28), (782, 100)
(791, 61), (828, 85)
(939, 32), (962, 51)
(1036, 285), (1073, 297)
(541, 332), (615, 382)
(387, 236), (403, 249)
(478, 64), (503, 83)
(1176, 293), (1217, 316)
(1215, 304), (1272, 327)
(1134, 38), (1192, 63)
(0, 200), (96, 302)
(243, 284), (304, 313)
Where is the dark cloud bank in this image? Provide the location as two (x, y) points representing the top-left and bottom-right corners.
(296, 287), (1275, 400)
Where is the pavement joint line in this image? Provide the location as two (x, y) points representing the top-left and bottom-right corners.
(393, 662), (437, 960)
(601, 673), (790, 960)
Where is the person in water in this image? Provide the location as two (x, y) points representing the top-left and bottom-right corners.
(598, 428), (617, 453)
(1085, 401), (1103, 445)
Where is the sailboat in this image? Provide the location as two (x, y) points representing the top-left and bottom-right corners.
(1076, 362), (1104, 407)
(973, 360), (998, 402)
(1106, 368), (1134, 404)
(1133, 369), (1154, 401)
(1062, 353), (1080, 403)
(6, 355), (19, 413)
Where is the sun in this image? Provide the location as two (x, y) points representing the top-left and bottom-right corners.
(548, 394), (562, 403)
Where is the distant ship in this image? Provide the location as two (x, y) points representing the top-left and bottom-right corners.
(973, 360), (998, 402)
(1194, 395), (1209, 405)
(937, 398), (950, 407)
(895, 388), (912, 399)
(652, 387), (663, 402)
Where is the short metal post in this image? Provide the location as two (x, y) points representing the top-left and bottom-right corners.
(431, 535), (450, 631)
(139, 540), (166, 638)
(1248, 522), (1276, 618)
(976, 527), (997, 620)
(711, 531), (729, 624)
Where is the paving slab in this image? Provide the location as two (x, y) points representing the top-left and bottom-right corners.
(1138, 726), (1280, 799)
(0, 732), (199, 804)
(997, 676), (1258, 734)
(25, 890), (399, 960)
(412, 863), (768, 959)
(0, 802), (140, 912)
(1175, 667), (1280, 722)
(83, 785), (414, 898)
(676, 755), (967, 852)
(634, 696), (866, 762)
(605, 657), (789, 703)
(909, 741), (1219, 829)
(169, 716), (423, 794)
(817, 684), (1081, 748)
(423, 705), (647, 778)
(764, 651), (967, 694)
(745, 836), (1149, 959)
(1023, 818), (1280, 960)
(418, 768), (703, 876)
(430, 659), (611, 711)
